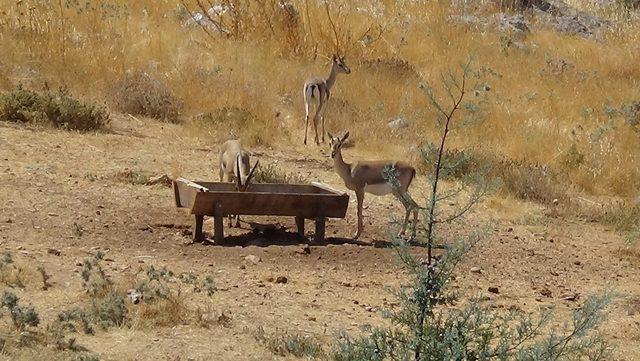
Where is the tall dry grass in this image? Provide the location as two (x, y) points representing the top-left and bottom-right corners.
(0, 0), (639, 197)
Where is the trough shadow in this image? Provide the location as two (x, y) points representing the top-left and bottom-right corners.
(196, 229), (394, 248)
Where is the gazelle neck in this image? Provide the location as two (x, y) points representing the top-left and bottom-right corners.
(326, 62), (339, 89)
(333, 148), (352, 181)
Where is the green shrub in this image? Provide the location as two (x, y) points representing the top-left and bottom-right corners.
(90, 292), (127, 329)
(1, 291), (40, 330)
(80, 252), (113, 297)
(110, 71), (183, 122)
(0, 85), (109, 131)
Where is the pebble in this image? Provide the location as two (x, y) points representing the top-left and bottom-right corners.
(470, 267), (482, 274)
(488, 287), (500, 294)
(275, 276), (288, 284)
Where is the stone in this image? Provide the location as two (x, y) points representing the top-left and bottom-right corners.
(244, 255), (261, 265)
(127, 289), (143, 304)
(47, 248), (61, 256)
(470, 267), (482, 274)
(388, 117), (409, 132)
(275, 276), (288, 284)
(488, 286), (500, 294)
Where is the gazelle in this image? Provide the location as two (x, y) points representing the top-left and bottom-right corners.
(328, 132), (420, 239)
(218, 139), (259, 227)
(303, 55), (351, 145)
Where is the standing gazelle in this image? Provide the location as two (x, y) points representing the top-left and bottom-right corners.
(219, 139), (259, 227)
(303, 55), (351, 145)
(328, 132), (419, 239)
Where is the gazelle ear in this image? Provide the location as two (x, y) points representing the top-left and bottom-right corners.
(341, 131), (350, 142)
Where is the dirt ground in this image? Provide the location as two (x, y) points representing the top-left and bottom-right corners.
(1, 116), (639, 360)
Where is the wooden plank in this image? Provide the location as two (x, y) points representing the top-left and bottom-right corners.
(195, 182), (323, 195)
(193, 215), (204, 243)
(176, 178), (210, 192)
(173, 180), (182, 207)
(314, 217), (326, 243)
(174, 178), (206, 209)
(311, 182), (347, 195)
(191, 192), (348, 218)
(213, 203), (224, 243)
(295, 216), (305, 237)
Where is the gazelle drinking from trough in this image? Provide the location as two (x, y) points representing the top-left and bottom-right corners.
(328, 132), (420, 240)
(303, 55), (351, 145)
(218, 139), (259, 227)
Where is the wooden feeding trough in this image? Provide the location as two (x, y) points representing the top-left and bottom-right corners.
(173, 178), (350, 243)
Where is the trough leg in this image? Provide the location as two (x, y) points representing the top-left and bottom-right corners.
(193, 215), (204, 243)
(213, 203), (224, 244)
(295, 216), (305, 237)
(314, 217), (326, 243)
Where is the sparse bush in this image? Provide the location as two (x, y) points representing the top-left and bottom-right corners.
(80, 252), (112, 297)
(90, 292), (127, 329)
(495, 159), (568, 205)
(254, 327), (325, 358)
(620, 0), (640, 10)
(56, 308), (94, 335)
(110, 71), (183, 122)
(578, 200), (640, 233)
(113, 169), (151, 185)
(252, 163), (308, 184)
(0, 85), (109, 131)
(37, 265), (51, 291)
(0, 251), (26, 288)
(1, 291), (40, 330)
(622, 100), (640, 130)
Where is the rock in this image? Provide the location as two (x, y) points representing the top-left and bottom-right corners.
(539, 288), (553, 297)
(16, 245), (24, 251)
(6, 219), (13, 223)
(47, 248), (61, 256)
(496, 13), (530, 33)
(488, 286), (500, 294)
(574, 260), (581, 266)
(296, 245), (311, 255)
(561, 292), (580, 301)
(388, 117), (409, 132)
(127, 289), (143, 304)
(244, 255), (261, 265)
(146, 174), (172, 187)
(275, 276), (288, 284)
(470, 267), (482, 274)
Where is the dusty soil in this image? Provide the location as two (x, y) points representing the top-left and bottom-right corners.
(1, 116), (639, 360)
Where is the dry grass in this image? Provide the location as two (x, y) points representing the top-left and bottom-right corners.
(0, 0), (638, 200)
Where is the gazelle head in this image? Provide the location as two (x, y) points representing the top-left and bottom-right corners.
(328, 131), (349, 159)
(235, 153), (259, 192)
(332, 55), (351, 74)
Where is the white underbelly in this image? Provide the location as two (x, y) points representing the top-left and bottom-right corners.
(364, 183), (393, 196)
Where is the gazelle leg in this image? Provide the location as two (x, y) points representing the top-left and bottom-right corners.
(411, 208), (419, 239)
(304, 115), (309, 145)
(398, 205), (410, 237)
(353, 189), (364, 239)
(235, 215), (241, 228)
(313, 114), (320, 145)
(303, 87), (311, 145)
(321, 116), (325, 144)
